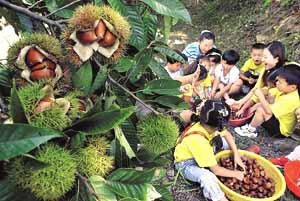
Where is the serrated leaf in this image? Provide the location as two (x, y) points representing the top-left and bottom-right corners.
(69, 106), (136, 135)
(114, 127), (136, 159)
(89, 65), (107, 95)
(142, 79), (181, 96)
(142, 10), (157, 41)
(0, 124), (63, 160)
(89, 176), (117, 201)
(140, 0), (191, 24)
(72, 61), (93, 94)
(10, 82), (28, 124)
(148, 59), (170, 79)
(108, 0), (147, 49)
(154, 95), (189, 110)
(154, 46), (187, 64)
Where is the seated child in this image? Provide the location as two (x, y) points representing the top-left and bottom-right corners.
(269, 144), (300, 167)
(180, 63), (211, 103)
(182, 30), (215, 64)
(234, 64), (300, 138)
(234, 43), (265, 94)
(211, 50), (240, 100)
(207, 48), (222, 83)
(174, 99), (245, 201)
(165, 49), (188, 79)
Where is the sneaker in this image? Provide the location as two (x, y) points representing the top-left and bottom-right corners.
(268, 156), (289, 167)
(234, 124), (258, 138)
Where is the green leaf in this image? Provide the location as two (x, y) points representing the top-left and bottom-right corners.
(154, 95), (189, 110)
(44, 0), (78, 18)
(104, 95), (117, 111)
(0, 179), (38, 201)
(142, 10), (157, 42)
(140, 0), (191, 24)
(0, 124), (63, 160)
(153, 184), (173, 201)
(106, 169), (161, 200)
(72, 61), (93, 95)
(142, 79), (181, 96)
(84, 98), (103, 117)
(163, 16), (172, 43)
(70, 132), (87, 149)
(113, 58), (135, 73)
(148, 58), (171, 79)
(0, 65), (13, 88)
(10, 82), (28, 124)
(129, 49), (153, 83)
(89, 176), (117, 201)
(89, 65), (107, 95)
(69, 106), (136, 135)
(108, 0), (147, 49)
(94, 0), (105, 5)
(114, 127), (136, 159)
(154, 46), (187, 64)
(22, 154), (50, 170)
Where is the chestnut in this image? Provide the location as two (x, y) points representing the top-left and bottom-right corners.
(34, 97), (54, 113)
(26, 47), (45, 67)
(95, 19), (106, 39)
(98, 30), (116, 47)
(30, 68), (55, 81)
(30, 59), (56, 71)
(76, 30), (98, 45)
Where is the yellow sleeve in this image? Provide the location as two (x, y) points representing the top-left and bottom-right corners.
(240, 59), (251, 72)
(254, 68), (265, 89)
(270, 95), (294, 117)
(187, 136), (217, 167)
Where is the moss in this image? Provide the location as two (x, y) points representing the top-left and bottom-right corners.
(137, 115), (179, 155)
(76, 137), (114, 177)
(7, 33), (62, 67)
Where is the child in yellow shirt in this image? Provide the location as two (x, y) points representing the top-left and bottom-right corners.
(235, 63), (300, 138)
(174, 99), (245, 201)
(234, 43), (265, 93)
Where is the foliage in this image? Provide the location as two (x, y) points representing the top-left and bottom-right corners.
(137, 115), (179, 155)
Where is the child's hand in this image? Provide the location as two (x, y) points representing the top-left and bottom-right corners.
(180, 85), (190, 93)
(234, 154), (246, 171)
(248, 78), (256, 85)
(234, 170), (245, 181)
(235, 108), (245, 118)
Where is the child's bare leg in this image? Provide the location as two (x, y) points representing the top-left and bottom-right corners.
(215, 83), (225, 98)
(248, 103), (261, 114)
(249, 105), (272, 128)
(229, 79), (243, 95)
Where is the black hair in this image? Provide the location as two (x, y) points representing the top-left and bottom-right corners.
(278, 63), (300, 94)
(222, 49), (240, 65)
(184, 61), (208, 81)
(190, 99), (231, 131)
(199, 30), (215, 42)
(207, 48), (222, 63)
(166, 49), (188, 64)
(262, 41), (286, 85)
(251, 43), (265, 50)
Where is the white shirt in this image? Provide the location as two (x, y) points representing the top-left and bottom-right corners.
(215, 64), (239, 85)
(164, 66), (182, 79)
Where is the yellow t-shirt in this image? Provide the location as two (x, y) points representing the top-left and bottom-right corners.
(182, 74), (212, 97)
(174, 123), (223, 167)
(251, 68), (267, 103)
(241, 58), (265, 75)
(270, 89), (300, 137)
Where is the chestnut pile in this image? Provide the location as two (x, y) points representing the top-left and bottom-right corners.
(25, 47), (56, 81)
(76, 19), (116, 47)
(218, 156), (275, 198)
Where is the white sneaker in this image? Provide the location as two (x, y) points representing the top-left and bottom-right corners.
(234, 124), (258, 138)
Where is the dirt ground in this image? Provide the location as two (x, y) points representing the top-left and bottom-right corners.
(168, 0), (300, 200)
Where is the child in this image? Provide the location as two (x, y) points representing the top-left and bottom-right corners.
(232, 41), (285, 114)
(207, 48), (222, 83)
(235, 63), (300, 138)
(165, 50), (188, 79)
(182, 30), (215, 64)
(211, 50), (240, 100)
(181, 63), (211, 103)
(269, 145), (300, 167)
(174, 99), (245, 201)
(234, 43), (265, 94)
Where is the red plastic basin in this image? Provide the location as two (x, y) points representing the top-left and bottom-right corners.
(229, 108), (253, 127)
(284, 160), (300, 198)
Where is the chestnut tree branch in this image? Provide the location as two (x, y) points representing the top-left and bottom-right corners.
(28, 0), (43, 9)
(76, 172), (98, 198)
(46, 0), (81, 17)
(0, 0), (63, 30)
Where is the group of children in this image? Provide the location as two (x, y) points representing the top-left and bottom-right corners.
(167, 30), (300, 201)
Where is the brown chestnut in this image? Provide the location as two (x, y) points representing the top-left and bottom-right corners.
(95, 19), (106, 39)
(30, 68), (55, 81)
(98, 30), (116, 47)
(34, 97), (54, 113)
(76, 30), (98, 45)
(26, 47), (45, 67)
(31, 59), (56, 71)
